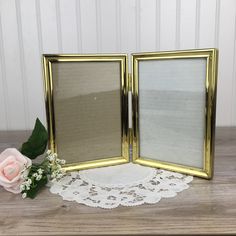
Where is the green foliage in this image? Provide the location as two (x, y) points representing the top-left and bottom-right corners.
(18, 118), (65, 199)
(20, 118), (48, 159)
(25, 172), (48, 199)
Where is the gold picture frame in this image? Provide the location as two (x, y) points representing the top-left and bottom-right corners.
(131, 49), (218, 179)
(43, 54), (129, 172)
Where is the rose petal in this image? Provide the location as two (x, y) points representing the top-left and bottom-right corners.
(0, 149), (21, 162)
(0, 148), (32, 190)
(4, 187), (21, 194)
(0, 148), (32, 168)
(3, 162), (20, 181)
(0, 158), (21, 185)
(4, 182), (22, 194)
(0, 176), (20, 187)
(0, 156), (17, 170)
(0, 156), (18, 185)
(1, 148), (28, 165)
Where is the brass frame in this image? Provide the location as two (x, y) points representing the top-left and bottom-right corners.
(131, 49), (218, 179)
(43, 54), (129, 172)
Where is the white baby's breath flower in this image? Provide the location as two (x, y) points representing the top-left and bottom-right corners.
(20, 167), (29, 179)
(27, 179), (32, 185)
(56, 164), (62, 170)
(60, 159), (66, 165)
(50, 168), (65, 181)
(37, 168), (44, 175)
(22, 192), (27, 199)
(36, 175), (42, 181)
(26, 185), (30, 190)
(32, 173), (38, 177)
(51, 172), (56, 179)
(21, 172), (28, 179)
(20, 184), (25, 191)
(47, 155), (55, 162)
(46, 150), (52, 155)
(53, 153), (57, 158)
(46, 152), (66, 183)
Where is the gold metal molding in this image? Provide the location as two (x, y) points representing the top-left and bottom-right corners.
(43, 54), (129, 171)
(131, 48), (218, 179)
(42, 49), (218, 179)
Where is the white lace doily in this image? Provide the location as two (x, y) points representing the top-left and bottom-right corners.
(50, 163), (193, 209)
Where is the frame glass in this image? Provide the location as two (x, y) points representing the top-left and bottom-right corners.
(132, 49), (218, 179)
(43, 54), (129, 171)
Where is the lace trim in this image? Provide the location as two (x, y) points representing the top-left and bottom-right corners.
(50, 168), (193, 209)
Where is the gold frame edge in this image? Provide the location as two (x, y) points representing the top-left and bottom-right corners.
(131, 48), (218, 179)
(42, 54), (130, 172)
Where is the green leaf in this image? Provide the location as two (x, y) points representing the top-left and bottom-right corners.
(26, 174), (48, 199)
(20, 118), (48, 159)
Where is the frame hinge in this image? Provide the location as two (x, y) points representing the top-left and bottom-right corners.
(128, 73), (132, 91)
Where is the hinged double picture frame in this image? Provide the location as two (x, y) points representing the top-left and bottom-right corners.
(43, 48), (218, 179)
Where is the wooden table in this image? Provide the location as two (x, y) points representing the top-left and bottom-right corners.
(0, 127), (236, 235)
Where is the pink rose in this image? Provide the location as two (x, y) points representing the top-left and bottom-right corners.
(0, 148), (32, 194)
